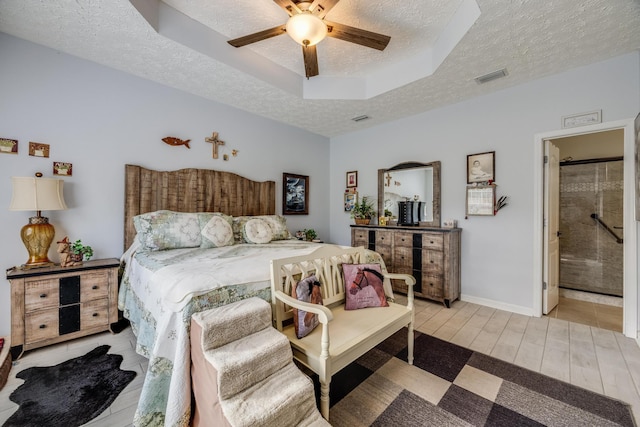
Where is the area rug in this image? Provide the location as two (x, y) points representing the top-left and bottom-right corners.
(325, 329), (637, 426)
(3, 345), (136, 427)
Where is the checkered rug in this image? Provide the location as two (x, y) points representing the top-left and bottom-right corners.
(323, 329), (636, 426)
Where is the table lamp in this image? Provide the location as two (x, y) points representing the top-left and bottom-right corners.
(9, 172), (67, 268)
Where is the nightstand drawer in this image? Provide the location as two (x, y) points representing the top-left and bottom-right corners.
(25, 309), (59, 343)
(25, 279), (60, 312)
(81, 299), (109, 329)
(80, 272), (109, 301)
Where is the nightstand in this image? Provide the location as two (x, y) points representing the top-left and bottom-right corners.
(6, 258), (120, 359)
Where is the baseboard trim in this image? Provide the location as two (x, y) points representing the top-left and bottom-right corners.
(460, 294), (535, 317)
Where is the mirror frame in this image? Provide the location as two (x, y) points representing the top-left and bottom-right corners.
(378, 161), (441, 227)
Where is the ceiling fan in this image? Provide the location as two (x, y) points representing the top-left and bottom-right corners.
(227, 0), (391, 79)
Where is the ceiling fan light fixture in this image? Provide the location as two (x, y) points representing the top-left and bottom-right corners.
(286, 12), (327, 46)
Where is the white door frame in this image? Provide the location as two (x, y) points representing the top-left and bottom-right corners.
(533, 119), (637, 339)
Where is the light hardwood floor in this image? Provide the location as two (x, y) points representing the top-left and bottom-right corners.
(1, 296), (639, 426)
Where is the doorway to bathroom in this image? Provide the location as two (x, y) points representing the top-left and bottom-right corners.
(546, 130), (624, 331)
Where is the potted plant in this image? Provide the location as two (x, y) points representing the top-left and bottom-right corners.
(350, 196), (376, 225)
(303, 228), (318, 241)
(70, 239), (94, 263)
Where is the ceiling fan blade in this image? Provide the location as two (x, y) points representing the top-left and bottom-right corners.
(227, 25), (286, 47)
(273, 0), (302, 16)
(302, 45), (319, 78)
(308, 0), (340, 19)
(324, 21), (391, 51)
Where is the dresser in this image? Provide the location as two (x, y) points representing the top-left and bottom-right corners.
(351, 225), (461, 307)
(6, 258), (120, 359)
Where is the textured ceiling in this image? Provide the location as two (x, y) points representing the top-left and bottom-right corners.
(1, 0), (639, 137)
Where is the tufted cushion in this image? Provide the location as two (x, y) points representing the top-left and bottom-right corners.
(232, 215), (292, 243)
(242, 218), (274, 244)
(133, 210), (201, 251)
(198, 213), (234, 248)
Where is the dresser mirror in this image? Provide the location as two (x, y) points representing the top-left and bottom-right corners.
(377, 161), (441, 227)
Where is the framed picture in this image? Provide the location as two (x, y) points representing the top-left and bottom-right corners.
(53, 161), (73, 176)
(0, 138), (18, 154)
(466, 185), (495, 216)
(346, 170), (358, 188)
(29, 141), (50, 158)
(283, 173), (309, 215)
(467, 151), (495, 183)
(344, 192), (357, 212)
(562, 110), (602, 129)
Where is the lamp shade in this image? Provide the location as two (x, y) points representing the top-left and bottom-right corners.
(9, 176), (67, 212)
(286, 12), (327, 46)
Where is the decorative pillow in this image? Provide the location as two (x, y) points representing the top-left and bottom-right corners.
(342, 263), (389, 310)
(198, 213), (234, 248)
(242, 218), (274, 244)
(292, 275), (323, 338)
(232, 215), (292, 243)
(133, 210), (201, 251)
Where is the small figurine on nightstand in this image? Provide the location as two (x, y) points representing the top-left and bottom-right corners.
(57, 237), (82, 267)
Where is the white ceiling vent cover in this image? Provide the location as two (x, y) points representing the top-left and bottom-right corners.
(475, 68), (508, 84)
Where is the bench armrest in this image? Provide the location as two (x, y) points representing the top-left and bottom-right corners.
(274, 290), (333, 324)
(382, 272), (415, 310)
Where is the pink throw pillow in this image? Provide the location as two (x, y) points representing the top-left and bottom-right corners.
(342, 263), (389, 310)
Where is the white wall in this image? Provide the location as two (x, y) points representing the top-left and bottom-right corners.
(0, 33), (330, 336)
(330, 52), (640, 314)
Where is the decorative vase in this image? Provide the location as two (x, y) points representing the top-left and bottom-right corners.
(354, 218), (371, 225)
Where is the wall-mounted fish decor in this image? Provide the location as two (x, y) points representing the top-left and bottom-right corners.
(162, 137), (191, 149)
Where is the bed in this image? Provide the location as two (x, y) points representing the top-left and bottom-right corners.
(118, 165), (372, 427)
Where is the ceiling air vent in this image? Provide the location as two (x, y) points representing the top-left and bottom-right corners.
(351, 115), (370, 122)
(474, 68), (508, 84)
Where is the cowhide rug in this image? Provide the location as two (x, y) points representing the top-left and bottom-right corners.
(3, 345), (136, 427)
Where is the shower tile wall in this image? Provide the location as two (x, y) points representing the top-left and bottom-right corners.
(559, 160), (623, 296)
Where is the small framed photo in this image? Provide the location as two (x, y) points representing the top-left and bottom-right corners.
(53, 162), (73, 176)
(467, 151), (495, 184)
(346, 171), (358, 188)
(466, 185), (495, 216)
(0, 138), (18, 154)
(283, 172), (309, 215)
(29, 142), (50, 158)
(344, 192), (357, 212)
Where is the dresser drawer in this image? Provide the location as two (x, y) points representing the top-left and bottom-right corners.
(25, 279), (60, 312)
(422, 233), (443, 251)
(393, 232), (414, 248)
(351, 229), (368, 247)
(80, 272), (109, 301)
(422, 250), (444, 273)
(421, 274), (444, 299)
(375, 244), (393, 268)
(82, 299), (109, 329)
(393, 247), (412, 268)
(25, 308), (59, 343)
(375, 230), (392, 247)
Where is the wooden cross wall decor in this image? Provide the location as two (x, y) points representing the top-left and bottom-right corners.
(205, 132), (225, 159)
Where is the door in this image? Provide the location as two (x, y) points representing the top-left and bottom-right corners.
(543, 140), (560, 314)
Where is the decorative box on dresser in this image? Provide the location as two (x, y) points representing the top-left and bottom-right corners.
(351, 225), (461, 307)
(6, 258), (120, 359)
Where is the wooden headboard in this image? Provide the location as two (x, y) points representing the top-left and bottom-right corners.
(124, 164), (276, 250)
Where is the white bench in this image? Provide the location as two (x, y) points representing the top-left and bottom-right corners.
(270, 245), (415, 420)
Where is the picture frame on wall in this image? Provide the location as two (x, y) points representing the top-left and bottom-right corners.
(283, 172), (309, 215)
(0, 138), (18, 154)
(466, 185), (496, 216)
(53, 162), (73, 176)
(346, 171), (358, 188)
(467, 151), (495, 183)
(29, 141), (50, 158)
(344, 192), (357, 212)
